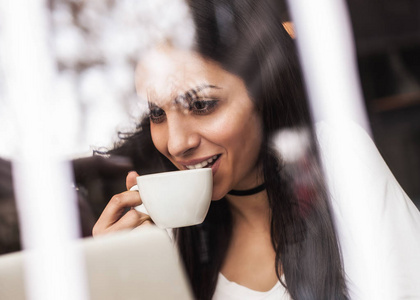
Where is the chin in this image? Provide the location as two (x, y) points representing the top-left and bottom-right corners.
(211, 187), (227, 201)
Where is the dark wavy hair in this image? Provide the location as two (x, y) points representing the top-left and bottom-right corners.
(111, 0), (348, 299)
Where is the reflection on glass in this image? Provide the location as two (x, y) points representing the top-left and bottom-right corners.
(0, 1), (419, 300)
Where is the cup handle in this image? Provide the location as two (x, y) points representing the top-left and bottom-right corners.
(129, 185), (139, 191)
(129, 185), (148, 214)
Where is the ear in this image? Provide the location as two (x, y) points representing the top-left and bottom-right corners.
(282, 22), (295, 39)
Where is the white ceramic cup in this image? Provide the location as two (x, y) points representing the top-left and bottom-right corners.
(130, 168), (213, 229)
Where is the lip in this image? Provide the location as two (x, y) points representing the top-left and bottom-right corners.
(210, 154), (221, 175)
(176, 153), (222, 176)
(177, 154), (220, 167)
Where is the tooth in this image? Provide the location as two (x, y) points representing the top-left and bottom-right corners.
(187, 156), (218, 170)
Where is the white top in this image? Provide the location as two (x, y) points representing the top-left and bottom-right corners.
(212, 121), (420, 299)
(213, 273), (291, 300)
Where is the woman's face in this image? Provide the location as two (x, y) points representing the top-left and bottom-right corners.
(136, 48), (263, 200)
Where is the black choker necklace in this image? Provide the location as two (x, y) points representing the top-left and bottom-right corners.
(227, 183), (266, 196)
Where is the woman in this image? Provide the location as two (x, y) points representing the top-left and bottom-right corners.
(93, 0), (347, 299)
(92, 0), (420, 299)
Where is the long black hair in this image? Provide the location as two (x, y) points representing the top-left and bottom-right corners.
(176, 1), (348, 299)
(111, 0), (348, 299)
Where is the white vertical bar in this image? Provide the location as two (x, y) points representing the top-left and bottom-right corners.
(286, 0), (374, 298)
(287, 0), (370, 133)
(0, 1), (89, 300)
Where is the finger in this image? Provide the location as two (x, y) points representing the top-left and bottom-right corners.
(132, 219), (154, 232)
(97, 191), (143, 226)
(93, 193), (145, 237)
(126, 171), (139, 190)
(109, 209), (152, 232)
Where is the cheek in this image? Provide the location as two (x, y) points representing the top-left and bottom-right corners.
(227, 111), (264, 176)
(203, 109), (248, 139)
(221, 111), (262, 148)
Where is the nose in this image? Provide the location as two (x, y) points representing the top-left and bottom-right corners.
(166, 114), (200, 157)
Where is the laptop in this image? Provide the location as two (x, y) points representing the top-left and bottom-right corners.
(0, 227), (193, 300)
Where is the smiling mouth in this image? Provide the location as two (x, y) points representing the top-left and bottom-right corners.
(185, 154), (221, 170)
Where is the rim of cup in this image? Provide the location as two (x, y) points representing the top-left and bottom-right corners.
(138, 168), (211, 180)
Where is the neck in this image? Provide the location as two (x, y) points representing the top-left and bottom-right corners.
(226, 190), (271, 231)
(228, 183), (266, 196)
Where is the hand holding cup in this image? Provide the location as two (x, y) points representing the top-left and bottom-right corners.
(92, 171), (152, 237)
(93, 168), (213, 236)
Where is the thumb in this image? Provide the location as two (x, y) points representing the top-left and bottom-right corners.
(126, 171), (139, 190)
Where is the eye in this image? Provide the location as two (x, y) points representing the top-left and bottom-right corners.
(190, 99), (219, 115)
(148, 106), (166, 124)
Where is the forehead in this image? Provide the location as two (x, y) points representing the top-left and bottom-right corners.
(135, 48), (228, 105)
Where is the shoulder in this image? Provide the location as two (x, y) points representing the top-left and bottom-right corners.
(314, 120), (419, 214)
(315, 120), (420, 299)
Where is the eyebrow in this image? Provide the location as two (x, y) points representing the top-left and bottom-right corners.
(176, 84), (222, 105)
(185, 84), (222, 95)
(148, 84), (222, 108)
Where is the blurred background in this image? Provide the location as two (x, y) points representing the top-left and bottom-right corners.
(347, 0), (420, 208)
(0, 0), (419, 255)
